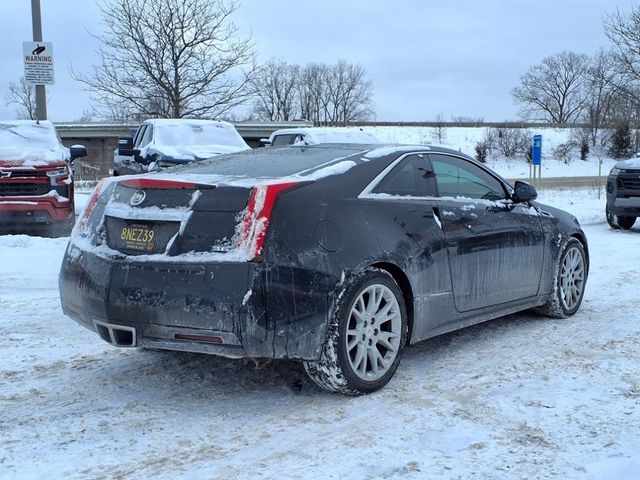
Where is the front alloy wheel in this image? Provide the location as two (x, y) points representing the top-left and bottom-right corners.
(304, 269), (407, 395)
(536, 238), (588, 318)
(558, 244), (586, 312)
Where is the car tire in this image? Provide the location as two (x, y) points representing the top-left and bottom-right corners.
(606, 204), (636, 230)
(303, 268), (407, 395)
(536, 238), (588, 318)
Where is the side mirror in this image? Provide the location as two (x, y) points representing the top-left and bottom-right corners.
(512, 180), (537, 203)
(70, 145), (87, 160)
(259, 138), (272, 147)
(117, 136), (139, 157)
(118, 136), (134, 149)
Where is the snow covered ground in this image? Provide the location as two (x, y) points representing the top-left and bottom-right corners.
(1, 187), (639, 480)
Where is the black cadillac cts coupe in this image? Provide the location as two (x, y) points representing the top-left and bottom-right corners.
(59, 144), (588, 394)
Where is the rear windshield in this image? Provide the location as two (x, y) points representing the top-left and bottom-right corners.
(171, 145), (364, 177)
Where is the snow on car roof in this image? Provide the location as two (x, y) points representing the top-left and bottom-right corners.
(269, 127), (383, 145)
(0, 120), (68, 164)
(147, 119), (249, 148)
(140, 119), (250, 161)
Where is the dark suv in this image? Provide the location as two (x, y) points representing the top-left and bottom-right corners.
(606, 156), (640, 229)
(0, 121), (86, 235)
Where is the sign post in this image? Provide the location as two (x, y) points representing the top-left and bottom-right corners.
(532, 134), (542, 186)
(27, 0), (50, 120)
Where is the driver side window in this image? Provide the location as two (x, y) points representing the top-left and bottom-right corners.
(429, 154), (506, 200)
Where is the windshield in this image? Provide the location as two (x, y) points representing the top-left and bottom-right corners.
(153, 121), (248, 148)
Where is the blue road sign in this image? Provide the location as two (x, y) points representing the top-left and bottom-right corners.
(532, 134), (542, 166)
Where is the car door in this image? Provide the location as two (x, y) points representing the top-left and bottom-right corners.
(360, 152), (454, 335)
(429, 153), (544, 312)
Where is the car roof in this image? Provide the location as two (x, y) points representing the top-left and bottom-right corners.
(169, 143), (477, 179)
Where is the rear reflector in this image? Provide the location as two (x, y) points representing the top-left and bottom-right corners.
(119, 178), (201, 189)
(174, 333), (224, 344)
(236, 182), (302, 260)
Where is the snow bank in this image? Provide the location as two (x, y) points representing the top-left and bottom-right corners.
(271, 127), (383, 145)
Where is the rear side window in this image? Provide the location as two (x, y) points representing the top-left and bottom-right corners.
(373, 154), (437, 197)
(429, 153), (506, 200)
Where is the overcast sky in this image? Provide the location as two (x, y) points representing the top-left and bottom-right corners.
(0, 0), (634, 122)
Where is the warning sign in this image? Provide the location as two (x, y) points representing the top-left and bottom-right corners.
(23, 41), (54, 85)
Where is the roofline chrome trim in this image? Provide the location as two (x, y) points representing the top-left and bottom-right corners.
(357, 150), (512, 201)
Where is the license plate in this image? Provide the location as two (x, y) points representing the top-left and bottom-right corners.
(119, 224), (156, 252)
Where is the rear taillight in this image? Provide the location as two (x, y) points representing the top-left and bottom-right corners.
(73, 179), (107, 236)
(236, 182), (301, 261)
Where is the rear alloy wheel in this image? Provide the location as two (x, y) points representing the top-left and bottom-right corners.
(536, 238), (587, 318)
(606, 204), (636, 230)
(304, 269), (407, 395)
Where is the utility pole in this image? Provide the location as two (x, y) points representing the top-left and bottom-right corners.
(31, 0), (47, 120)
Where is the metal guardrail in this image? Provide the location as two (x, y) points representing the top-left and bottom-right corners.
(509, 176), (605, 189)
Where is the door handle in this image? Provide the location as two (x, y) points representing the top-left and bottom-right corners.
(486, 204), (511, 213)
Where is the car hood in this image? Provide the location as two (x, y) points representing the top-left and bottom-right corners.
(0, 158), (68, 169)
(533, 201), (580, 227)
(0, 149), (70, 166)
(614, 157), (640, 171)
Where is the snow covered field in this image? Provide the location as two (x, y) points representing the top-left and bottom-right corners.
(1, 187), (639, 479)
(361, 126), (620, 179)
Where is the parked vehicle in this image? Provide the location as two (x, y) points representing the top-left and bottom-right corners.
(113, 119), (249, 176)
(606, 157), (640, 229)
(0, 120), (86, 235)
(262, 127), (382, 146)
(60, 144), (588, 394)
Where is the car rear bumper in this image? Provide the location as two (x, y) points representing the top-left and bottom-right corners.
(0, 196), (74, 224)
(59, 242), (331, 360)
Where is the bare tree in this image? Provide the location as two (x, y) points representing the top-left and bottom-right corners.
(251, 59), (300, 121)
(604, 5), (640, 108)
(511, 51), (590, 123)
(298, 63), (330, 124)
(430, 112), (447, 143)
(324, 61), (375, 125)
(295, 61), (374, 125)
(583, 50), (618, 146)
(73, 0), (255, 119)
(5, 78), (36, 120)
